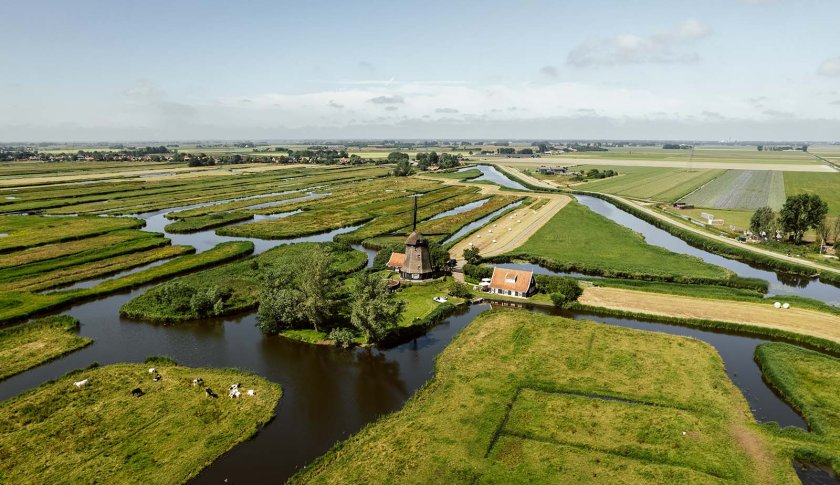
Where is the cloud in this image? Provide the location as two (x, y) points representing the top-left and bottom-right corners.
(739, 0), (778, 4)
(435, 107), (459, 114)
(368, 95), (405, 104)
(539, 65), (558, 77)
(818, 57), (840, 77)
(762, 109), (794, 118)
(830, 99), (840, 105)
(567, 19), (711, 67)
(384, 106), (399, 111)
(328, 100), (344, 109)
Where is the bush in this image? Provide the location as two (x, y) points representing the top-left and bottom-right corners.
(328, 327), (356, 348)
(144, 355), (178, 366)
(448, 281), (472, 299)
(545, 278), (582, 308)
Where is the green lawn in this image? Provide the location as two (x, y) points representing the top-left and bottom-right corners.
(0, 215), (143, 253)
(394, 278), (464, 325)
(509, 201), (734, 283)
(0, 316), (92, 380)
(0, 363), (280, 483)
(292, 309), (792, 483)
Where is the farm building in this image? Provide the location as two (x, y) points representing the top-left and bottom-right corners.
(488, 267), (536, 298)
(386, 252), (405, 271)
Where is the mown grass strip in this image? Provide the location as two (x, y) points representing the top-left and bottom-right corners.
(0, 216), (144, 253)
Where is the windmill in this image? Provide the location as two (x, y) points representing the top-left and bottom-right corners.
(400, 196), (434, 280)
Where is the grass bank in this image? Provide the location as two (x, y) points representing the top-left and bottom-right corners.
(0, 315), (91, 380)
(0, 362), (280, 483)
(293, 309), (792, 483)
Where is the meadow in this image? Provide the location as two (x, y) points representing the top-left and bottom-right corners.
(784, 171), (840, 216)
(0, 315), (91, 380)
(0, 362), (280, 484)
(507, 200), (735, 283)
(293, 309), (792, 483)
(680, 170), (786, 210)
(543, 146), (821, 164)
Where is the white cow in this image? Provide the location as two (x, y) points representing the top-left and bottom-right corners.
(74, 379), (89, 388)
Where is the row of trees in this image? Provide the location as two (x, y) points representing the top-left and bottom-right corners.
(749, 194), (834, 244)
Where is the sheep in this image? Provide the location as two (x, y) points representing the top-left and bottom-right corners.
(148, 368), (157, 374)
(153, 373), (162, 382)
(192, 378), (204, 387)
(246, 389), (256, 396)
(73, 379), (89, 389)
(131, 388), (144, 398)
(205, 388), (219, 398)
(228, 389), (241, 399)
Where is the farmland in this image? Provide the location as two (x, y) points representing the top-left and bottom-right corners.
(0, 363), (280, 484)
(574, 167), (724, 201)
(679, 170), (786, 210)
(507, 200), (735, 283)
(292, 309), (793, 483)
(784, 171), (840, 216)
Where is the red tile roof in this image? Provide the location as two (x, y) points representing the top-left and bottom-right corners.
(489, 267), (534, 293)
(387, 252), (405, 268)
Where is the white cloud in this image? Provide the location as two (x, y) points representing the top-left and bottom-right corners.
(818, 57), (840, 77)
(539, 65), (558, 77)
(567, 19), (711, 67)
(368, 95), (404, 104)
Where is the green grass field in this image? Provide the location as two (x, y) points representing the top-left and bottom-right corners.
(542, 146), (820, 164)
(574, 167), (724, 201)
(509, 201), (734, 283)
(0, 316), (91, 380)
(0, 363), (280, 483)
(292, 309), (792, 483)
(0, 216), (144, 253)
(784, 172), (840, 216)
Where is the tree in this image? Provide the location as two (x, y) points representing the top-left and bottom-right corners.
(749, 206), (776, 237)
(779, 194), (829, 243)
(350, 272), (406, 343)
(463, 246), (481, 264)
(255, 247), (335, 334)
(833, 217), (840, 246)
(427, 240), (451, 271)
(392, 159), (413, 176)
(387, 151), (409, 163)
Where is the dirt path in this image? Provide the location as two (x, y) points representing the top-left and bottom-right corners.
(580, 286), (840, 344)
(494, 165), (557, 189)
(448, 196), (570, 263)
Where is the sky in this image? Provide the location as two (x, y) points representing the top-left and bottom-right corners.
(1, 0), (839, 142)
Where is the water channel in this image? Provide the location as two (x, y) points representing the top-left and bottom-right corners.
(1, 182), (837, 482)
(457, 165), (530, 191)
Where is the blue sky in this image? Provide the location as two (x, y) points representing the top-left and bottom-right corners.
(2, 0), (839, 141)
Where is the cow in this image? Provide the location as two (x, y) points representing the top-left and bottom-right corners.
(153, 373), (162, 382)
(131, 388), (144, 398)
(192, 378), (204, 387)
(147, 368), (156, 374)
(205, 388), (219, 398)
(73, 379), (89, 388)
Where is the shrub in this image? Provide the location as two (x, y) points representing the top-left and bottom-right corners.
(144, 355), (177, 366)
(448, 281), (472, 299)
(329, 327), (356, 348)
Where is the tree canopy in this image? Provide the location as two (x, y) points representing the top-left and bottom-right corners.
(749, 206), (776, 237)
(779, 194), (828, 244)
(350, 272), (406, 343)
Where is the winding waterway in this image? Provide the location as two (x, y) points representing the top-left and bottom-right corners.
(0, 185), (836, 483)
(457, 165), (530, 191)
